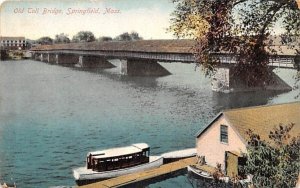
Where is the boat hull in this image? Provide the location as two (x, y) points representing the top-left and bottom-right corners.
(73, 156), (163, 184)
(187, 165), (213, 179)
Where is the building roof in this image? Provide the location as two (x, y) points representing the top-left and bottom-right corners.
(0, 36), (25, 40)
(30, 38), (299, 56)
(88, 143), (149, 159)
(30, 39), (195, 54)
(196, 102), (300, 143)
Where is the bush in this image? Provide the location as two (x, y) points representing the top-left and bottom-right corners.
(240, 123), (300, 187)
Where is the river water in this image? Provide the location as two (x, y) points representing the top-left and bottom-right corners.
(0, 59), (298, 187)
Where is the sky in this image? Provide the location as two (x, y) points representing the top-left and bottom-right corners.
(0, 0), (176, 40)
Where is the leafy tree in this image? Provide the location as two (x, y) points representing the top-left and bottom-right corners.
(115, 31), (143, 41)
(36, 36), (53, 45)
(129, 31), (143, 40)
(72, 31), (96, 43)
(115, 32), (132, 41)
(170, 0), (300, 87)
(240, 123), (300, 187)
(54, 33), (70, 44)
(98, 36), (113, 42)
(25, 39), (35, 49)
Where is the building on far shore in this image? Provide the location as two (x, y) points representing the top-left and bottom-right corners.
(0, 36), (26, 50)
(195, 102), (300, 177)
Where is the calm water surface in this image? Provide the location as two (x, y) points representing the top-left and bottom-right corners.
(0, 60), (298, 187)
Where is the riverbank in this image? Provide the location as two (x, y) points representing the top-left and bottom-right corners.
(0, 50), (30, 60)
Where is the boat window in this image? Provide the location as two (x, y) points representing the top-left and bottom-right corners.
(220, 125), (228, 143)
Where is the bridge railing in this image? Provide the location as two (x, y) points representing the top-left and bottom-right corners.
(30, 49), (298, 69)
(213, 53), (296, 69)
(31, 49), (195, 63)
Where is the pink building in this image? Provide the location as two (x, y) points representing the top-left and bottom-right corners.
(196, 102), (300, 177)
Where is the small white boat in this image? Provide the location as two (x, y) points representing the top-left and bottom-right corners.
(0, 182), (16, 188)
(73, 143), (163, 185)
(161, 148), (196, 163)
(188, 165), (251, 184)
(187, 165), (213, 179)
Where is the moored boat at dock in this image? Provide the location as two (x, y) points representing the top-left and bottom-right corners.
(0, 182), (16, 188)
(161, 148), (196, 163)
(187, 165), (214, 179)
(188, 165), (252, 185)
(73, 143), (163, 185)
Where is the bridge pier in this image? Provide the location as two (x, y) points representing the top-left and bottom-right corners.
(212, 66), (292, 93)
(47, 53), (57, 63)
(39, 53), (44, 61)
(31, 52), (35, 60)
(120, 59), (171, 76)
(41, 53), (49, 62)
(211, 67), (230, 92)
(33, 53), (40, 61)
(56, 54), (79, 65)
(76, 56), (115, 68)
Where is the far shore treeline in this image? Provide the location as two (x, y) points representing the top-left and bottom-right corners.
(28, 31), (143, 47)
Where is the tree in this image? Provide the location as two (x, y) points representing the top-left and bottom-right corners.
(170, 0), (300, 86)
(114, 31), (143, 41)
(54, 33), (70, 44)
(240, 123), (300, 187)
(115, 32), (132, 41)
(36, 36), (53, 45)
(129, 31), (143, 40)
(72, 31), (96, 43)
(25, 39), (35, 49)
(98, 36), (113, 42)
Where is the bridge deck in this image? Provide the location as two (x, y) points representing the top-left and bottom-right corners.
(30, 40), (299, 69)
(80, 156), (197, 188)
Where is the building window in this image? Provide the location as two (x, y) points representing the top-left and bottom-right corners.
(220, 125), (228, 143)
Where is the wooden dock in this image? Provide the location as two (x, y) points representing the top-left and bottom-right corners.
(80, 156), (197, 188)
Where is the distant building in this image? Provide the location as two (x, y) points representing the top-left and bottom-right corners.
(0, 36), (26, 50)
(195, 102), (300, 177)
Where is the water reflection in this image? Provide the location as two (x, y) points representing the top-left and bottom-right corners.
(71, 64), (161, 88)
(211, 90), (286, 113)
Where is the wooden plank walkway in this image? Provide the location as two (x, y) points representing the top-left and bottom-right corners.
(80, 156), (197, 188)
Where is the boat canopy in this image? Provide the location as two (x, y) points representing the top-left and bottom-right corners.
(132, 143), (149, 150)
(87, 143), (149, 159)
